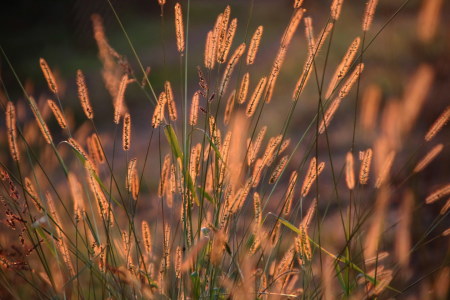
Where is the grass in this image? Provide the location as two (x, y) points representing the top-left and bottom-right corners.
(0, 0), (449, 299)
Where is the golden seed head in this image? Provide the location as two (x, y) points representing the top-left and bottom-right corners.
(414, 144), (444, 173)
(165, 81), (178, 121)
(218, 18), (238, 63)
(238, 72), (250, 104)
(426, 184), (450, 204)
(246, 76), (267, 117)
(425, 106), (450, 142)
(359, 148), (373, 185)
(175, 3), (185, 53)
(224, 90), (236, 126)
(39, 58), (58, 94)
(122, 113), (131, 151)
(114, 74), (128, 124)
(29, 96), (53, 144)
(218, 43), (246, 98)
(190, 90), (200, 126)
(294, 0), (304, 9)
(345, 152), (355, 190)
(142, 220), (152, 254)
(6, 102), (20, 161)
(90, 133), (105, 164)
(269, 155), (288, 184)
(330, 0), (344, 20)
(247, 25), (263, 65)
(77, 69), (94, 119)
(152, 92), (167, 128)
(301, 158), (325, 197)
(47, 99), (67, 129)
(362, 0), (379, 31)
(283, 171), (298, 216)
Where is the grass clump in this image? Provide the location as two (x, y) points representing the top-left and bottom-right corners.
(0, 0), (449, 299)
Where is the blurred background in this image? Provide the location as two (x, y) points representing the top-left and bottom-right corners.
(0, 0), (449, 149)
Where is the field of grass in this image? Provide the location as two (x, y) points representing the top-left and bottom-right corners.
(0, 0), (449, 299)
